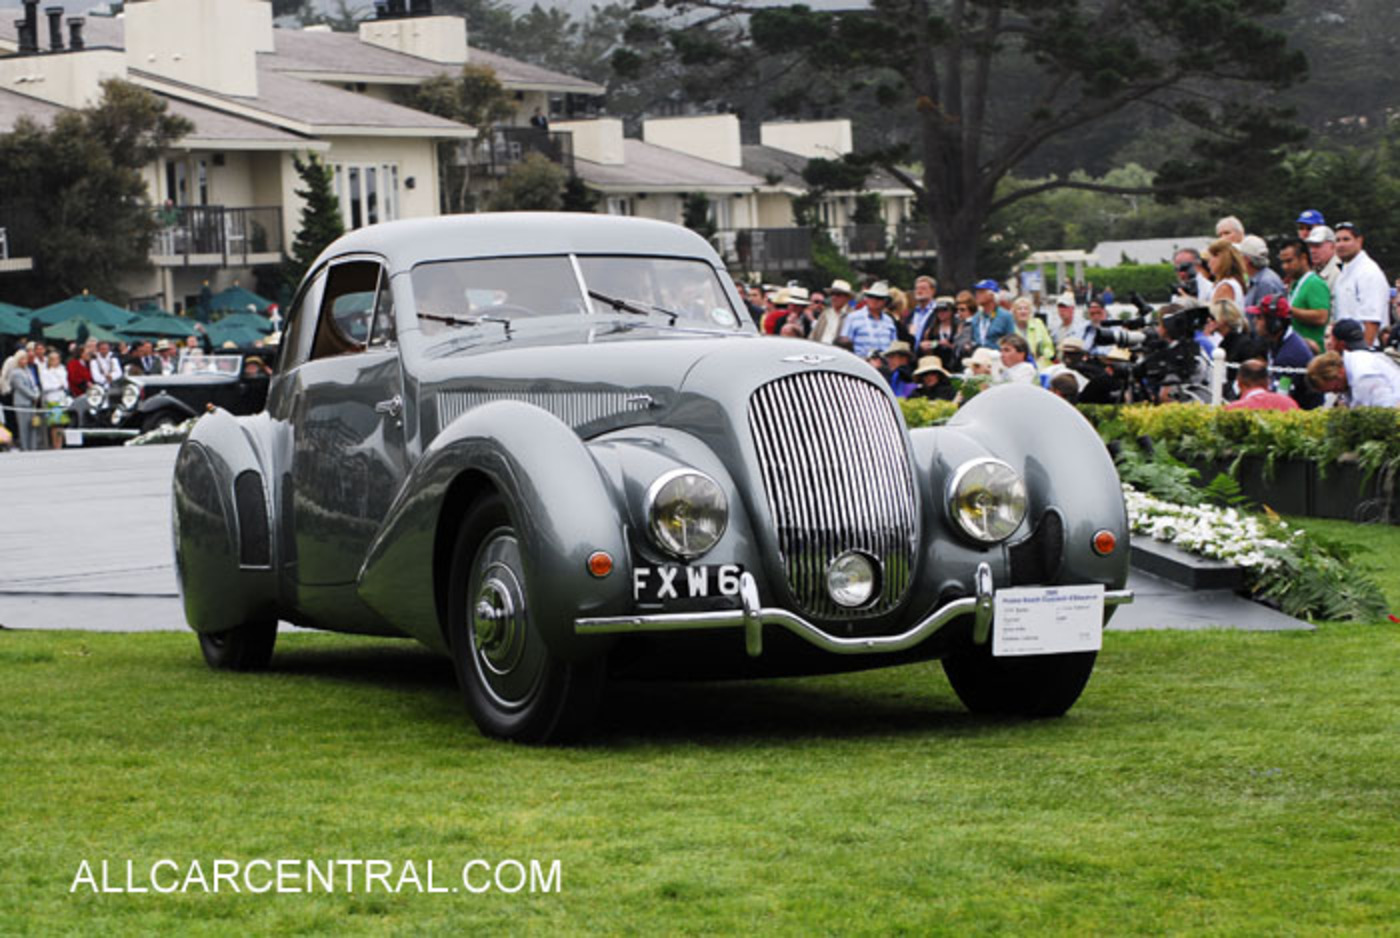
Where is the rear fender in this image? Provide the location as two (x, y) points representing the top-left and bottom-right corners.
(172, 409), (279, 633)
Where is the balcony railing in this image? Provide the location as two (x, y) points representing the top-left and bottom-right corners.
(0, 202), (39, 272)
(712, 224), (937, 272)
(152, 205), (284, 267)
(464, 127), (574, 177)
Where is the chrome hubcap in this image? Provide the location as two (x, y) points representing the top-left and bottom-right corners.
(465, 529), (545, 709)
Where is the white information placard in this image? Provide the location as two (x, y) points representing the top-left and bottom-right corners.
(992, 585), (1104, 657)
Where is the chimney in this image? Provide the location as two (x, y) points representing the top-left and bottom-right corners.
(20, 0), (40, 54)
(67, 16), (84, 51)
(45, 6), (64, 52)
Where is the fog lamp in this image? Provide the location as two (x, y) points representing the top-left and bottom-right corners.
(827, 551), (877, 608)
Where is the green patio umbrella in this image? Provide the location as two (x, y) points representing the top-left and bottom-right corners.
(0, 300), (30, 318)
(120, 313), (198, 339)
(43, 317), (127, 344)
(204, 321), (266, 347)
(213, 311), (275, 335)
(30, 293), (141, 328)
(209, 284), (273, 315)
(0, 307), (32, 336)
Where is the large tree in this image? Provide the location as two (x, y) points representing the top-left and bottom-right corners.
(634, 0), (1308, 285)
(0, 79), (190, 305)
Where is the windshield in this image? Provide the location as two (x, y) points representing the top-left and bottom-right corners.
(411, 254), (742, 334)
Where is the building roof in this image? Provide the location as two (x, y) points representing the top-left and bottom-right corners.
(740, 143), (913, 194)
(266, 28), (605, 95)
(132, 67), (473, 138)
(158, 95), (317, 149)
(0, 17), (604, 95)
(1090, 236), (1212, 267)
(576, 139), (763, 193)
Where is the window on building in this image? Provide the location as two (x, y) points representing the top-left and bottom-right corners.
(332, 162), (401, 230)
(605, 196), (633, 217)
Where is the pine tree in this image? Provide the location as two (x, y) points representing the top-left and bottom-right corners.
(284, 154), (345, 290)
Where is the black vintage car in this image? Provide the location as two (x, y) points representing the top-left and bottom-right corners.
(76, 351), (273, 441)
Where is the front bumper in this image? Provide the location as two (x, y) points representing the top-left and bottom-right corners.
(576, 562), (1134, 657)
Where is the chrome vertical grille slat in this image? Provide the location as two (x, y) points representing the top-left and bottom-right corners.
(747, 372), (918, 620)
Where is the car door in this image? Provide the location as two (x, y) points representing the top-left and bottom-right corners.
(286, 255), (408, 586)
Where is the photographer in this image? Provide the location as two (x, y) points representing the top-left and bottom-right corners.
(1172, 248), (1212, 304)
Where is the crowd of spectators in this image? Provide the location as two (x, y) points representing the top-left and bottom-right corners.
(0, 327), (259, 451)
(736, 208), (1400, 412)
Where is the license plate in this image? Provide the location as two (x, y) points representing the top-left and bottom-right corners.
(992, 585), (1104, 657)
(632, 564), (744, 602)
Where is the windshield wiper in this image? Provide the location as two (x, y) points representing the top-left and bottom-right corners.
(587, 290), (679, 326)
(418, 312), (513, 337)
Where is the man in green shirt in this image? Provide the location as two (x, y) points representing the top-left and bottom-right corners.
(1280, 237), (1329, 352)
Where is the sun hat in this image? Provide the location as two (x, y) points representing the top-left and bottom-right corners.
(864, 280), (892, 300)
(828, 279), (853, 295)
(912, 356), (949, 378)
(962, 347), (1001, 371)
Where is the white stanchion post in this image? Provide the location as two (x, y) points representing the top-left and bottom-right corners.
(1210, 347), (1227, 406)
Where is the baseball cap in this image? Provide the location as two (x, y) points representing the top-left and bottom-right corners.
(1305, 225), (1335, 244)
(1238, 234), (1269, 263)
(1296, 209), (1325, 226)
(1055, 292), (1076, 307)
(1331, 319), (1367, 350)
(973, 279), (999, 292)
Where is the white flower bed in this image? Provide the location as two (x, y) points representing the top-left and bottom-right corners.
(1122, 484), (1293, 572)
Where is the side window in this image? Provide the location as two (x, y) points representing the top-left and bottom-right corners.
(369, 275), (396, 347)
(311, 260), (384, 360)
(277, 268), (326, 373)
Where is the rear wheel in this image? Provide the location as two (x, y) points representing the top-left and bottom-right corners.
(448, 494), (604, 743)
(198, 620), (277, 671)
(942, 644), (1096, 717)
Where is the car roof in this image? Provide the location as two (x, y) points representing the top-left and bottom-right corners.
(315, 213), (725, 276)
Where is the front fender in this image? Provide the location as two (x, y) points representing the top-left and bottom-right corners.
(140, 392), (198, 419)
(172, 409), (279, 633)
(935, 384), (1129, 590)
(358, 400), (629, 659)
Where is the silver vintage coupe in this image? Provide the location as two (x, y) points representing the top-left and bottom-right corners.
(173, 214), (1132, 742)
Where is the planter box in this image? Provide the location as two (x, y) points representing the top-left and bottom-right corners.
(1313, 462), (1392, 523)
(1237, 456), (1313, 517)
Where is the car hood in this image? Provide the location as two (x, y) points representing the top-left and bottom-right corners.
(416, 320), (884, 440)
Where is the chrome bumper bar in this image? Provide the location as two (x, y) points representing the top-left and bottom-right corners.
(575, 562), (1134, 657)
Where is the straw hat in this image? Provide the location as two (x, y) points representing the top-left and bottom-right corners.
(913, 356), (949, 378)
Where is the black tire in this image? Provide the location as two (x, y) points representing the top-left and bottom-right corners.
(142, 410), (181, 433)
(942, 644), (1097, 718)
(447, 493), (605, 744)
(198, 620), (278, 671)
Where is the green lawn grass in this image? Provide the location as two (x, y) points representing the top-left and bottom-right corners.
(5, 519), (1400, 934)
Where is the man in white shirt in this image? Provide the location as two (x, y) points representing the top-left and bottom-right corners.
(89, 340), (123, 387)
(1048, 292), (1088, 352)
(1332, 222), (1389, 347)
(996, 334), (1039, 385)
(1306, 349), (1400, 408)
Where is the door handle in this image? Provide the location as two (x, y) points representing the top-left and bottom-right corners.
(375, 395), (403, 417)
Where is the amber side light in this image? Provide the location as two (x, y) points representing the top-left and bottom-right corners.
(587, 551), (614, 578)
(1092, 530), (1117, 556)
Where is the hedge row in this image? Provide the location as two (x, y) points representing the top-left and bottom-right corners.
(899, 399), (1400, 480)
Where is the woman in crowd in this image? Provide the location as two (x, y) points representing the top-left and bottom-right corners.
(38, 347), (69, 450)
(1009, 296), (1056, 366)
(1204, 238), (1250, 309)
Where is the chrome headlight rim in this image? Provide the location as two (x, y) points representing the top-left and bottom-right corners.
(645, 467), (729, 560)
(119, 384), (140, 410)
(946, 457), (1028, 544)
(826, 549), (879, 609)
(85, 384), (107, 409)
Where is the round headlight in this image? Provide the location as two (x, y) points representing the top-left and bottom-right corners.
(947, 458), (1027, 543)
(827, 551), (877, 608)
(85, 384), (106, 408)
(646, 469), (728, 559)
(120, 384), (140, 410)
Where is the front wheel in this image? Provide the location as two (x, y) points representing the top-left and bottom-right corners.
(942, 644), (1097, 718)
(198, 620), (277, 671)
(448, 494), (605, 744)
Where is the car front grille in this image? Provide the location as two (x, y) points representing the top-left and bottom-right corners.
(748, 372), (919, 620)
